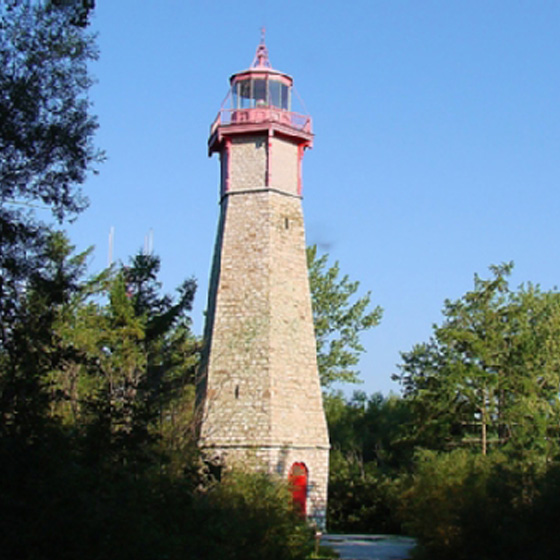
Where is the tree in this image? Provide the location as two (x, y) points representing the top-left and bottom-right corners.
(398, 449), (560, 560)
(0, 6), (318, 556)
(50, 251), (199, 471)
(394, 263), (560, 459)
(122, 253), (199, 471)
(0, 230), (93, 440)
(0, 238), (318, 560)
(0, 0), (102, 420)
(0, 3), (103, 535)
(0, 0), (101, 221)
(307, 245), (382, 389)
(325, 391), (410, 533)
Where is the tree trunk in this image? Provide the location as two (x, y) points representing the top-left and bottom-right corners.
(481, 400), (487, 456)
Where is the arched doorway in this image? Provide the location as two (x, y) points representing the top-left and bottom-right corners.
(289, 462), (308, 516)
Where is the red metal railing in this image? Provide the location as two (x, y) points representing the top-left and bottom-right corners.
(210, 108), (312, 136)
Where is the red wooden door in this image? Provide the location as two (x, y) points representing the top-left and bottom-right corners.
(289, 462), (308, 516)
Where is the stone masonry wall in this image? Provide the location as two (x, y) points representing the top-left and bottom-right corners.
(228, 135), (267, 192)
(269, 193), (328, 446)
(199, 191), (273, 446)
(269, 136), (298, 196)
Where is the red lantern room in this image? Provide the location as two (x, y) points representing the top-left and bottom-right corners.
(208, 32), (313, 157)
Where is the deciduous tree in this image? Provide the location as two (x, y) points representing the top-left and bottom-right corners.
(0, 0), (102, 423)
(307, 245), (382, 389)
(394, 263), (560, 459)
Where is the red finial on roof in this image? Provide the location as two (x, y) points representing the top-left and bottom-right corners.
(252, 27), (271, 68)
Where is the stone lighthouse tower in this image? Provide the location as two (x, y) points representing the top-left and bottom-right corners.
(197, 36), (329, 528)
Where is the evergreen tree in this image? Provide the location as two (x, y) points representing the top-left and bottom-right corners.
(50, 251), (198, 471)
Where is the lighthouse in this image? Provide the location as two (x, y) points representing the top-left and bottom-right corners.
(197, 36), (329, 529)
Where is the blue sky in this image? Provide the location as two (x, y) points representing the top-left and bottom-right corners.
(68, 1), (560, 395)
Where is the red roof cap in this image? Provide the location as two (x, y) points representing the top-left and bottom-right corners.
(252, 28), (272, 68)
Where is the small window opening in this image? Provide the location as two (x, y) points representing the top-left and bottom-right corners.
(235, 385), (240, 399)
(284, 217), (290, 229)
(205, 461), (223, 482)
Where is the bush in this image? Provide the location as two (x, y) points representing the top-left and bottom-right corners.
(193, 471), (315, 560)
(399, 449), (560, 560)
(327, 449), (402, 534)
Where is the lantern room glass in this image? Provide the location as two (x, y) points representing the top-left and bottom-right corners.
(232, 77), (290, 110)
(253, 79), (267, 106)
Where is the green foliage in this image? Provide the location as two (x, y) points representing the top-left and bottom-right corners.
(0, 5), (316, 557)
(399, 449), (496, 558)
(326, 391), (413, 473)
(395, 263), (560, 458)
(0, 0), (101, 437)
(399, 449), (560, 560)
(0, 230), (91, 440)
(325, 263), (560, 552)
(307, 245), (382, 388)
(48, 0), (96, 27)
(46, 250), (199, 473)
(0, 430), (315, 560)
(197, 471), (314, 560)
(0, 0), (102, 221)
(328, 448), (402, 535)
(325, 391), (411, 533)
(387, 263), (560, 558)
(0, 237), (317, 559)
